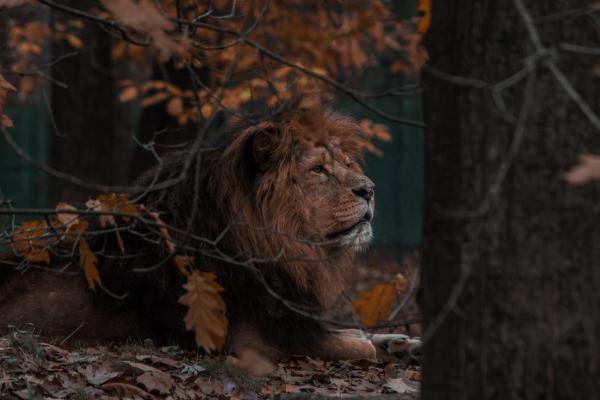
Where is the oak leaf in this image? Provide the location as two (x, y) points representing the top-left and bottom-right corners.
(352, 283), (396, 326)
(179, 271), (228, 352)
(79, 238), (101, 290)
(12, 220), (52, 263)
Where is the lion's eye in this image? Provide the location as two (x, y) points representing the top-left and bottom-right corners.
(311, 165), (325, 174)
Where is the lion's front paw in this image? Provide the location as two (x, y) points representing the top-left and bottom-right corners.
(370, 334), (421, 363)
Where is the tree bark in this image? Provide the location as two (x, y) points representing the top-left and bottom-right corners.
(421, 1), (600, 399)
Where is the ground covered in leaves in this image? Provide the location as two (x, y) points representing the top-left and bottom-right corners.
(0, 329), (420, 400)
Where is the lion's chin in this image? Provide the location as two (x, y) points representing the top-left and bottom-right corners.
(337, 221), (373, 251)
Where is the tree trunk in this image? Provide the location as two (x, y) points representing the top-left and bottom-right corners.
(421, 1), (600, 399)
(48, 3), (117, 203)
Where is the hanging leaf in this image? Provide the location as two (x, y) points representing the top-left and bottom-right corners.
(55, 202), (79, 233)
(352, 283), (397, 326)
(79, 238), (101, 290)
(11, 220), (53, 263)
(179, 271), (228, 352)
(0, 73), (16, 128)
(417, 0), (432, 34)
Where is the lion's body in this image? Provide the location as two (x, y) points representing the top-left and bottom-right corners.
(0, 100), (420, 363)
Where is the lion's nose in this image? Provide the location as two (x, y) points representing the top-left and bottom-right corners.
(353, 185), (374, 201)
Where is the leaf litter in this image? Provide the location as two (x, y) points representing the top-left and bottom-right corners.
(0, 328), (420, 399)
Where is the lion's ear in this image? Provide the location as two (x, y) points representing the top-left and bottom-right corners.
(248, 123), (282, 172)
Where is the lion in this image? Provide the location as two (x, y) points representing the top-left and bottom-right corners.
(0, 98), (420, 364)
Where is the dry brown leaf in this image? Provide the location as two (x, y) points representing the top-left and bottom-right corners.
(142, 207), (176, 254)
(174, 255), (193, 276)
(352, 283), (396, 326)
(0, 73), (16, 128)
(101, 382), (153, 399)
(79, 238), (101, 290)
(101, 0), (187, 62)
(55, 202), (79, 233)
(11, 220), (52, 263)
(179, 271), (228, 352)
(136, 371), (173, 395)
(563, 153), (600, 185)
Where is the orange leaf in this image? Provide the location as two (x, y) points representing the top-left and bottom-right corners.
(141, 92), (170, 107)
(11, 220), (52, 264)
(174, 255), (192, 276)
(166, 97), (183, 117)
(352, 283), (396, 326)
(417, 0), (432, 34)
(179, 271), (228, 352)
(65, 33), (84, 49)
(119, 86), (139, 102)
(79, 238), (101, 290)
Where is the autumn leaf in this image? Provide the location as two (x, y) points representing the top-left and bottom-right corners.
(55, 202), (79, 233)
(101, 0), (187, 62)
(0, 73), (16, 128)
(174, 255), (192, 276)
(65, 33), (84, 49)
(119, 86), (138, 102)
(352, 283), (397, 326)
(11, 220), (53, 263)
(179, 271), (228, 352)
(563, 154), (600, 186)
(79, 238), (101, 289)
(166, 97), (183, 117)
(417, 0), (432, 34)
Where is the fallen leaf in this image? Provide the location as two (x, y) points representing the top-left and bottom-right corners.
(136, 371), (173, 395)
(78, 364), (121, 386)
(352, 283), (396, 326)
(179, 271), (228, 352)
(102, 382), (153, 399)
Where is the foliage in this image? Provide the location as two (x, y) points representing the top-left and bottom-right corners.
(0, 0), (428, 353)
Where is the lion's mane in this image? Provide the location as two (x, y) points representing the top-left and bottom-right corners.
(97, 99), (366, 355)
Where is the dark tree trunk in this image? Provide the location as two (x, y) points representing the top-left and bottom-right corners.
(48, 4), (117, 203)
(421, 1), (600, 399)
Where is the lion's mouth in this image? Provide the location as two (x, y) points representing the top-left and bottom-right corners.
(327, 211), (372, 239)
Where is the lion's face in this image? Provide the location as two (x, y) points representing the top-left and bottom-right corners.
(218, 104), (376, 264)
(292, 140), (375, 249)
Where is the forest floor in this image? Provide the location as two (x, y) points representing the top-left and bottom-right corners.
(0, 255), (420, 399)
